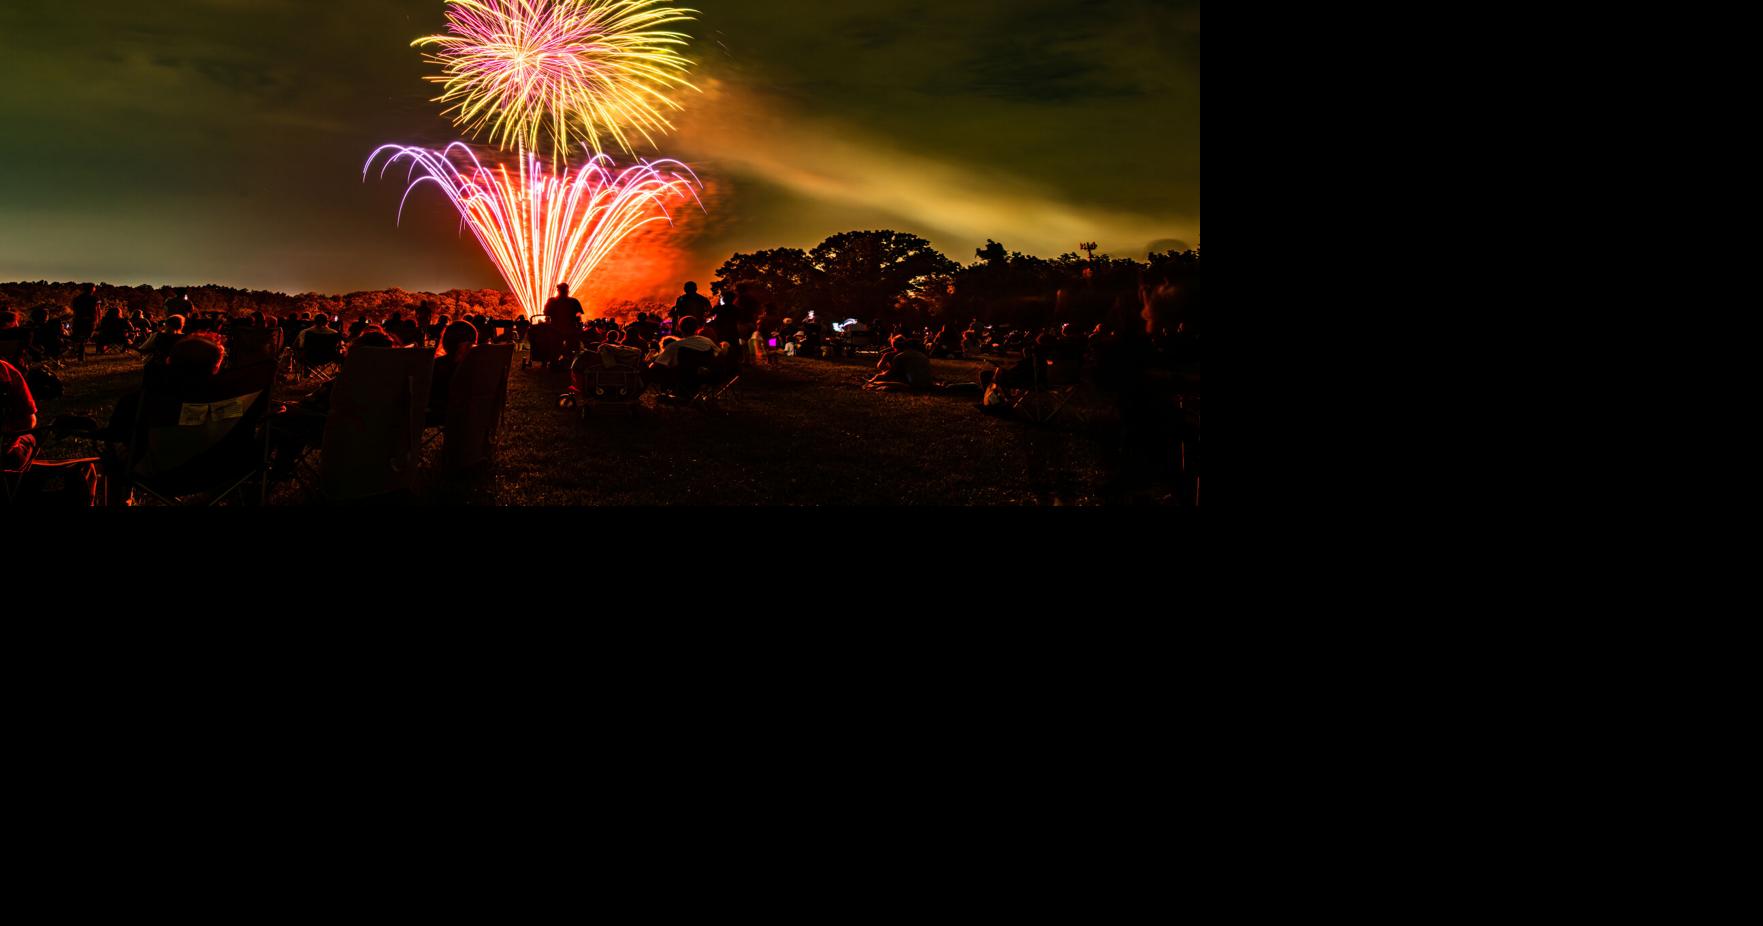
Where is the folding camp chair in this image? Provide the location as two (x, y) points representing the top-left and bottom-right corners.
(440, 343), (513, 475)
(560, 349), (647, 420)
(318, 347), (434, 503)
(2, 428), (43, 506)
(121, 360), (276, 506)
(1009, 355), (1096, 429)
(578, 367), (645, 418)
(657, 349), (740, 413)
(3, 428), (105, 508)
(296, 331), (344, 382)
(1015, 379), (1109, 429)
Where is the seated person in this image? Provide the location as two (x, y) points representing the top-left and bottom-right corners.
(296, 313), (336, 348)
(98, 334), (227, 445)
(866, 336), (935, 392)
(595, 329), (644, 369)
(423, 314), (449, 346)
(342, 325), (398, 352)
(301, 330), (394, 409)
(626, 313), (660, 346)
(646, 316), (722, 394)
(139, 315), (188, 364)
(875, 338), (901, 370)
(1049, 325), (1086, 385)
(927, 325), (960, 358)
(650, 317), (719, 366)
(797, 323), (825, 358)
(962, 324), (984, 356)
(0, 313), (29, 370)
(26, 308), (66, 362)
(267, 329), (397, 477)
(429, 321), (479, 422)
(1, 358), (38, 470)
(351, 330), (396, 351)
(95, 308), (132, 353)
(278, 314), (309, 345)
(992, 337), (1051, 391)
(129, 313), (160, 350)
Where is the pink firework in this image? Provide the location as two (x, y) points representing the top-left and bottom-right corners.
(366, 142), (702, 319)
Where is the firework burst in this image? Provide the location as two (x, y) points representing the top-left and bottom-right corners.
(367, 143), (702, 319)
(415, 0), (699, 164)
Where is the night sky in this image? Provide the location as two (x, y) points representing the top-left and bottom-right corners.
(0, 0), (1200, 298)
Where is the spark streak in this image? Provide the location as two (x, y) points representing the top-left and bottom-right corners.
(366, 143), (701, 319)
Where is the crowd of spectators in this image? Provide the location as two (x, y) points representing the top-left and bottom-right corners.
(4, 266), (1198, 505)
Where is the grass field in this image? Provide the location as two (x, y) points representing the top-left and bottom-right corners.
(32, 346), (1133, 506)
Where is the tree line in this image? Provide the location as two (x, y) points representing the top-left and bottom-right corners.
(0, 281), (518, 320)
(713, 231), (1201, 330)
(2, 230), (1200, 331)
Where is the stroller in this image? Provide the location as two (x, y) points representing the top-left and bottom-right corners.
(560, 346), (647, 419)
(525, 320), (569, 371)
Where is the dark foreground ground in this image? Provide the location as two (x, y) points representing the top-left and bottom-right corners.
(35, 347), (1142, 506)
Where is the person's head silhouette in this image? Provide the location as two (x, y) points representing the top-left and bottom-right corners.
(441, 321), (478, 357)
(169, 334), (225, 383)
(684, 282), (699, 295)
(557, 283), (571, 298)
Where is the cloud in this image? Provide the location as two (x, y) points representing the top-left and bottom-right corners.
(674, 81), (1197, 262)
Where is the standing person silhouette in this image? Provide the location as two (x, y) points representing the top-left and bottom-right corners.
(164, 288), (195, 319)
(544, 283), (584, 356)
(70, 284), (99, 361)
(670, 281), (710, 324)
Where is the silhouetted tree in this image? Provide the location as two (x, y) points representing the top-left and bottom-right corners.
(809, 230), (956, 321)
(712, 248), (823, 311)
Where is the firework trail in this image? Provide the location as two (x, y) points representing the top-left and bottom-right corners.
(415, 0), (699, 165)
(366, 142), (701, 319)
